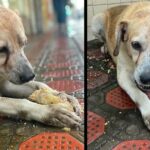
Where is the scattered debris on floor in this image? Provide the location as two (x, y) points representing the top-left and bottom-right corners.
(87, 40), (150, 150)
(0, 33), (84, 149)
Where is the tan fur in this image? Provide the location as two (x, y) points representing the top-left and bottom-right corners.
(0, 6), (27, 79)
(0, 6), (26, 49)
(0, 6), (82, 128)
(92, 2), (150, 130)
(104, 5), (128, 60)
(104, 2), (150, 62)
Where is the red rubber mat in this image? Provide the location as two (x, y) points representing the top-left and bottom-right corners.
(88, 70), (107, 80)
(52, 50), (75, 56)
(47, 80), (84, 93)
(50, 55), (68, 62)
(56, 37), (69, 49)
(87, 70), (108, 89)
(43, 70), (82, 78)
(88, 111), (105, 145)
(113, 140), (150, 150)
(19, 132), (84, 150)
(87, 49), (103, 60)
(46, 62), (77, 69)
(51, 53), (74, 58)
(106, 87), (136, 109)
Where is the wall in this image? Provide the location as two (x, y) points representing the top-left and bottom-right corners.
(88, 0), (150, 41)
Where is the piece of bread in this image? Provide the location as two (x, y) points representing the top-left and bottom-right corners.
(29, 88), (74, 112)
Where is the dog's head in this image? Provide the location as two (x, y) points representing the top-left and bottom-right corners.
(0, 6), (34, 84)
(114, 15), (150, 91)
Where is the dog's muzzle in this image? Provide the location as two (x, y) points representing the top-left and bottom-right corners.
(140, 72), (150, 85)
(19, 72), (35, 83)
(135, 71), (150, 91)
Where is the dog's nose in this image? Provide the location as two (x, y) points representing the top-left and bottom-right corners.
(140, 72), (150, 84)
(20, 73), (35, 83)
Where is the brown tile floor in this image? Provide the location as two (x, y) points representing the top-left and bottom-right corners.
(87, 40), (150, 150)
(0, 31), (84, 149)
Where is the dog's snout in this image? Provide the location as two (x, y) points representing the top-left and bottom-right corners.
(20, 73), (35, 83)
(140, 72), (150, 85)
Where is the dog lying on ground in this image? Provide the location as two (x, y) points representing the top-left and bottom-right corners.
(91, 2), (150, 130)
(0, 6), (81, 128)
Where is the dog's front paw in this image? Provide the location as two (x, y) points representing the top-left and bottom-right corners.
(143, 117), (150, 130)
(142, 112), (150, 130)
(57, 92), (82, 116)
(41, 105), (82, 128)
(140, 106), (150, 130)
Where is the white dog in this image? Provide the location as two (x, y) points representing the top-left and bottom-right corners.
(0, 6), (81, 128)
(91, 2), (150, 130)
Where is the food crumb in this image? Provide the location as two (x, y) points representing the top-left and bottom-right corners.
(105, 121), (110, 126)
(33, 124), (36, 128)
(107, 69), (111, 74)
(62, 127), (71, 132)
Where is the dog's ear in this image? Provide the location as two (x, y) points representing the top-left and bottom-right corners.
(113, 21), (128, 56)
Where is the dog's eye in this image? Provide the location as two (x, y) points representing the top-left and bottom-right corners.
(131, 41), (142, 50)
(0, 46), (8, 53)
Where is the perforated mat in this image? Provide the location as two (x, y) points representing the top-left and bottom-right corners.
(43, 70), (82, 78)
(46, 62), (76, 69)
(47, 80), (84, 93)
(106, 87), (136, 109)
(87, 70), (108, 89)
(113, 140), (150, 150)
(19, 132), (84, 150)
(87, 111), (105, 145)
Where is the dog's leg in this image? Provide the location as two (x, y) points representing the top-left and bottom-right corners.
(0, 97), (81, 127)
(91, 13), (107, 54)
(117, 65), (150, 129)
(25, 81), (82, 116)
(0, 80), (82, 116)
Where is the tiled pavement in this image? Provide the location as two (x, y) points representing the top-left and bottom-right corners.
(87, 40), (150, 150)
(0, 32), (84, 149)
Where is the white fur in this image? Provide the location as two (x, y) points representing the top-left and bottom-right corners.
(92, 4), (150, 130)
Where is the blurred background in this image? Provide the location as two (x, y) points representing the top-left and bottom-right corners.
(0, 0), (84, 65)
(0, 0), (84, 36)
